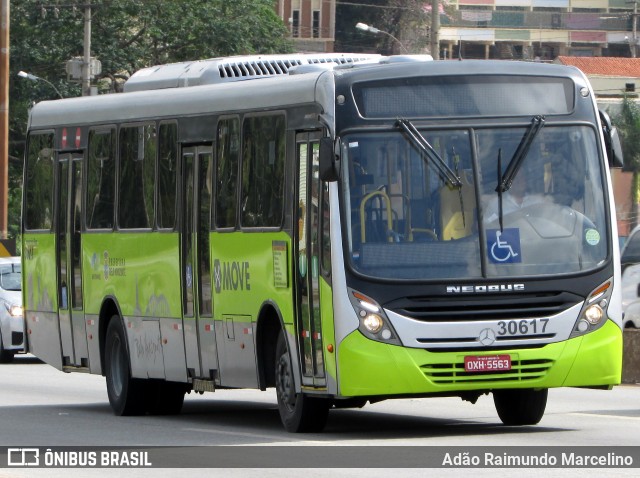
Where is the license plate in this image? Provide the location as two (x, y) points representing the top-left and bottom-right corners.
(464, 355), (511, 373)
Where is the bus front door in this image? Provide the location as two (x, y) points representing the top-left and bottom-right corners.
(181, 145), (218, 381)
(295, 132), (327, 387)
(56, 152), (88, 368)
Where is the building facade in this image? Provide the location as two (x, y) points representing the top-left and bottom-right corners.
(274, 0), (336, 53)
(439, 0), (637, 60)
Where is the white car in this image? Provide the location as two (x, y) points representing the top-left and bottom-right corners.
(621, 226), (640, 270)
(621, 226), (640, 328)
(622, 262), (640, 328)
(0, 257), (24, 362)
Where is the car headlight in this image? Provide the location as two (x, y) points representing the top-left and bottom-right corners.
(348, 288), (401, 345)
(571, 279), (612, 337)
(9, 305), (23, 317)
(3, 301), (22, 317)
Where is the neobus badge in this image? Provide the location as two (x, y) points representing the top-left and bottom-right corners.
(446, 284), (525, 293)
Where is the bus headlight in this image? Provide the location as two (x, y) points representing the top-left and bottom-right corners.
(348, 288), (401, 345)
(363, 314), (383, 333)
(584, 304), (603, 325)
(571, 279), (612, 338)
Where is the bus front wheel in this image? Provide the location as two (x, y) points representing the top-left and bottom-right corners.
(275, 332), (329, 432)
(104, 316), (146, 416)
(493, 388), (548, 426)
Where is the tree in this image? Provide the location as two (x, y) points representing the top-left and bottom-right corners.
(614, 96), (640, 229)
(334, 0), (442, 55)
(7, 0), (293, 241)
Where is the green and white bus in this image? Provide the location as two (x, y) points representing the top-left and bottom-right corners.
(22, 54), (624, 432)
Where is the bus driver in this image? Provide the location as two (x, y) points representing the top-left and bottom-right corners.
(484, 171), (545, 224)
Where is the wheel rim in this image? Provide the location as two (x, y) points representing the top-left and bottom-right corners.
(276, 353), (295, 412)
(109, 335), (124, 397)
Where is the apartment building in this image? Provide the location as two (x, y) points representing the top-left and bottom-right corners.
(274, 0), (337, 52)
(440, 0), (637, 60)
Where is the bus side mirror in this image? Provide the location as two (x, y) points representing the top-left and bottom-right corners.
(608, 127), (624, 168)
(319, 137), (339, 182)
(599, 110), (624, 168)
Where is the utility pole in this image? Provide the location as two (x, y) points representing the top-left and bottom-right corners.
(82, 3), (91, 96)
(628, 0), (638, 58)
(634, 1), (638, 58)
(0, 0), (8, 239)
(40, 3), (97, 96)
(430, 0), (440, 60)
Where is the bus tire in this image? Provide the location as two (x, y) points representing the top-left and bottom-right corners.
(275, 332), (329, 433)
(104, 316), (146, 416)
(493, 388), (548, 426)
(0, 331), (15, 363)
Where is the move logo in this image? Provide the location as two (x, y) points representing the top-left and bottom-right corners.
(214, 259), (251, 294)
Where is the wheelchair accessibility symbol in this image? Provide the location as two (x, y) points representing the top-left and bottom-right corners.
(487, 228), (522, 264)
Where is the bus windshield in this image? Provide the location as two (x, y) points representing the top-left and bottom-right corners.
(341, 124), (608, 280)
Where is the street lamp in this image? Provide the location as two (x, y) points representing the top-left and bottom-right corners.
(355, 22), (409, 54)
(17, 70), (64, 99)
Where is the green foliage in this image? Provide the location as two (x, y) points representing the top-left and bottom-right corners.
(334, 0), (436, 55)
(614, 96), (640, 173)
(7, 0), (293, 239)
(613, 97), (640, 221)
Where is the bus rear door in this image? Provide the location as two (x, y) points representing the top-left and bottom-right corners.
(180, 145), (218, 381)
(56, 152), (89, 368)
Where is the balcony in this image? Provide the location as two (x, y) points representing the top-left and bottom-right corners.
(441, 10), (629, 31)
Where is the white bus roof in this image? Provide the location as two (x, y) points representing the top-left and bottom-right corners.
(123, 53), (382, 92)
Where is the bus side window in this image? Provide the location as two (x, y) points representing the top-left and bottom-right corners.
(118, 124), (156, 229)
(87, 128), (116, 230)
(157, 122), (178, 229)
(24, 132), (55, 231)
(215, 117), (240, 229)
(240, 115), (285, 228)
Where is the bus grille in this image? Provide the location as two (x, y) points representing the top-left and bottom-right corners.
(421, 358), (554, 384)
(386, 292), (582, 322)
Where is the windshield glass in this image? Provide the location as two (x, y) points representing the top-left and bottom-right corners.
(341, 125), (608, 280)
(0, 263), (21, 291)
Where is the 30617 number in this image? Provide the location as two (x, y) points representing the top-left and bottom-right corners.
(496, 318), (549, 336)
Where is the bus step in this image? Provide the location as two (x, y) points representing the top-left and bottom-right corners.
(62, 365), (91, 374)
(192, 379), (215, 393)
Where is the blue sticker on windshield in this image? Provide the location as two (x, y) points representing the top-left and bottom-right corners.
(487, 228), (521, 264)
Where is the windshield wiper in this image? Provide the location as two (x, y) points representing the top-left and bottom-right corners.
(397, 118), (462, 188)
(496, 115), (545, 193)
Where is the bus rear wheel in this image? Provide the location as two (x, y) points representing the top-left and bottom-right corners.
(493, 388), (548, 426)
(104, 317), (147, 416)
(275, 332), (329, 433)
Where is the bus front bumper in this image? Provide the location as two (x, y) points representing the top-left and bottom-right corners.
(336, 319), (622, 397)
